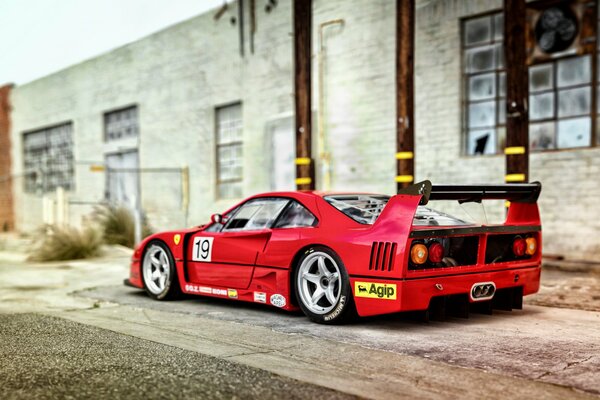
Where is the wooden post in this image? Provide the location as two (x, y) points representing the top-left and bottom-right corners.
(504, 0), (529, 184)
(0, 84), (14, 231)
(396, 0), (415, 192)
(293, 0), (315, 190)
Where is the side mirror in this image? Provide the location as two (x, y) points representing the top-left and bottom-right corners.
(211, 213), (224, 224)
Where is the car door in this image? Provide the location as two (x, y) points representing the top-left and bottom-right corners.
(186, 198), (290, 289)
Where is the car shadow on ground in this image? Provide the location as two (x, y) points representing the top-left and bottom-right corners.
(77, 284), (544, 332)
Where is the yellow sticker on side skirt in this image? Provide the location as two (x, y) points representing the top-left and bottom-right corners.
(354, 282), (397, 300)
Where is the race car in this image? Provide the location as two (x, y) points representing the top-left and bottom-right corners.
(125, 180), (542, 324)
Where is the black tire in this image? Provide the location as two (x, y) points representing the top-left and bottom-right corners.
(294, 246), (357, 324)
(141, 240), (181, 300)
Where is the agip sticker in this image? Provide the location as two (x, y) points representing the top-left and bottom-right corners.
(227, 289), (238, 299)
(354, 282), (397, 300)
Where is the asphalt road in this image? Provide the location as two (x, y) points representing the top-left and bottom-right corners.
(1, 248), (599, 399)
(0, 313), (354, 400)
(80, 284), (600, 396)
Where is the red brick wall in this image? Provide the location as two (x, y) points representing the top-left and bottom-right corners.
(0, 85), (14, 231)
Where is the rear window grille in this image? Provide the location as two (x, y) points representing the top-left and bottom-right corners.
(369, 242), (397, 272)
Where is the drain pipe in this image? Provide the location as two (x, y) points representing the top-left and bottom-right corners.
(318, 19), (344, 191)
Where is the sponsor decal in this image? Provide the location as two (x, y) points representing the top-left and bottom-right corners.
(254, 292), (267, 303)
(324, 295), (346, 321)
(173, 234), (181, 245)
(212, 288), (227, 296)
(270, 294), (286, 308)
(199, 286), (212, 294)
(192, 237), (214, 262)
(228, 289), (238, 299)
(354, 282), (397, 300)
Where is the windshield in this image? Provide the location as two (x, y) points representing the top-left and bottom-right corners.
(325, 195), (472, 226)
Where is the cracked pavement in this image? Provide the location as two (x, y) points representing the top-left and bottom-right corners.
(1, 245), (599, 399)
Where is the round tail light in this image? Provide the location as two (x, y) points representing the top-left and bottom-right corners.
(513, 237), (526, 257)
(525, 237), (537, 255)
(410, 243), (428, 265)
(428, 242), (444, 263)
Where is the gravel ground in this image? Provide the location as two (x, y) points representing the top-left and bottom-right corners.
(0, 314), (355, 400)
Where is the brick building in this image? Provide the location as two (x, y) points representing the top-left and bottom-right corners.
(2, 0), (599, 259)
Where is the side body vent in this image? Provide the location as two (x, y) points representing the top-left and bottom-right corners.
(369, 242), (397, 272)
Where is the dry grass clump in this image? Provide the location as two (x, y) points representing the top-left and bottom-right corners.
(93, 205), (152, 249)
(28, 225), (103, 262)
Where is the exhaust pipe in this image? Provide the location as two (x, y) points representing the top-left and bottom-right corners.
(470, 282), (496, 301)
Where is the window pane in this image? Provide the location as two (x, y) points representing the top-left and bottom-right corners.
(529, 64), (553, 92)
(467, 129), (496, 155)
(499, 72), (506, 97)
(493, 13), (504, 40)
(469, 73), (496, 100)
(530, 122), (556, 151)
(468, 101), (496, 128)
(217, 103), (242, 144)
(529, 93), (554, 121)
(557, 56), (591, 88)
(494, 43), (504, 68)
(498, 100), (506, 124)
(105, 106), (138, 142)
(558, 87), (590, 118)
(464, 16), (491, 46)
(557, 117), (591, 148)
(274, 201), (316, 228)
(465, 46), (496, 73)
(225, 198), (288, 231)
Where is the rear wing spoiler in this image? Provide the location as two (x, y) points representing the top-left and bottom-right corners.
(399, 180), (542, 205)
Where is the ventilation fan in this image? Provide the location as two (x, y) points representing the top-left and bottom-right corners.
(526, 0), (595, 64)
(534, 5), (578, 53)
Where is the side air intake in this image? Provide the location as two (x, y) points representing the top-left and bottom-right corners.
(369, 242), (397, 272)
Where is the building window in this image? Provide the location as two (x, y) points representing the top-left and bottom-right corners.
(23, 123), (74, 193)
(216, 103), (243, 199)
(462, 12), (505, 155)
(462, 4), (598, 155)
(530, 55), (592, 150)
(104, 106), (138, 141)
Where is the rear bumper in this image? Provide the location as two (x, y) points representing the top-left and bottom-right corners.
(351, 265), (541, 317)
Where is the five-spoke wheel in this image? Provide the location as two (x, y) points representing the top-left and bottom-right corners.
(142, 241), (179, 300)
(294, 247), (356, 324)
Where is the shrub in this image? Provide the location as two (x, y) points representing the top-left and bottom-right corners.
(93, 205), (152, 249)
(28, 225), (103, 262)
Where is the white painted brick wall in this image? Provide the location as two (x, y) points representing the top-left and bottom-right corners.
(8, 0), (600, 259)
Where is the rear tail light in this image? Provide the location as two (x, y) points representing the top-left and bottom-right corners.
(410, 243), (428, 265)
(512, 237), (526, 257)
(525, 237), (537, 255)
(428, 242), (444, 263)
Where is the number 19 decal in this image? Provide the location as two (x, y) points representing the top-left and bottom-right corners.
(192, 237), (214, 262)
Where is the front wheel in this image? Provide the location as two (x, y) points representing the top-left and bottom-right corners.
(294, 246), (356, 324)
(142, 241), (180, 300)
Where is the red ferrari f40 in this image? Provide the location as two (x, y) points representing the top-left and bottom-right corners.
(126, 181), (542, 324)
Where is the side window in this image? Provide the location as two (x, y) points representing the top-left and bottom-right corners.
(273, 201), (317, 229)
(223, 198), (289, 231)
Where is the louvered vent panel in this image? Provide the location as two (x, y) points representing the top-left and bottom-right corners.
(368, 242), (397, 271)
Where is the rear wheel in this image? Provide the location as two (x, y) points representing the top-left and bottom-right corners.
(294, 246), (356, 324)
(142, 241), (180, 300)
